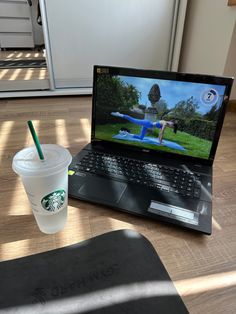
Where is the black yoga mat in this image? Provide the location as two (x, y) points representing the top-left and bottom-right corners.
(0, 59), (46, 69)
(0, 229), (188, 314)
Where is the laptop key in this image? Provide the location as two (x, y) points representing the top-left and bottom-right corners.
(78, 152), (203, 199)
(194, 189), (201, 198)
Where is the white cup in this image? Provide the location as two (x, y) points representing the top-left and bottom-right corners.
(12, 144), (72, 234)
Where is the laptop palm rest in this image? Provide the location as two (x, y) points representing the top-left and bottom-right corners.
(78, 177), (127, 203)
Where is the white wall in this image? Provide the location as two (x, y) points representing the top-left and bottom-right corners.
(179, 0), (236, 98)
(224, 22), (236, 99)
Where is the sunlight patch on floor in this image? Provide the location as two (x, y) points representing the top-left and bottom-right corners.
(55, 119), (69, 147)
(0, 69), (9, 79)
(9, 68), (22, 81)
(78, 118), (90, 141)
(175, 270), (236, 296)
(212, 216), (222, 230)
(38, 68), (44, 79)
(0, 239), (30, 261)
(0, 121), (14, 162)
(24, 68), (33, 81)
(108, 217), (135, 230)
(7, 53), (14, 58)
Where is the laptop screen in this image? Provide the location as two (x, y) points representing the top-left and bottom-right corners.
(93, 66), (232, 161)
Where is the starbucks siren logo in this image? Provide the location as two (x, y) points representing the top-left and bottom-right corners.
(41, 190), (66, 212)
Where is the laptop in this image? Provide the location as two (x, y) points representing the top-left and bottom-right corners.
(68, 65), (233, 235)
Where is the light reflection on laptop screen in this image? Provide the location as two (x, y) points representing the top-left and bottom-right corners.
(94, 71), (227, 160)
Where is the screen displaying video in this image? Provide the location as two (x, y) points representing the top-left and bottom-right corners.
(94, 72), (226, 160)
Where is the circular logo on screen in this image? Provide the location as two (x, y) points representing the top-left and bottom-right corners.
(41, 189), (66, 212)
(201, 89), (219, 106)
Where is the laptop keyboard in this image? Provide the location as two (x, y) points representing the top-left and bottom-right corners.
(70, 151), (202, 199)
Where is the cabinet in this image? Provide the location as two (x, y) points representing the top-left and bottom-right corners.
(0, 0), (34, 48)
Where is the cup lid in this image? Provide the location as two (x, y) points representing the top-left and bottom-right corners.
(12, 144), (72, 177)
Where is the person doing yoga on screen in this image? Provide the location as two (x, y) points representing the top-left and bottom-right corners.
(111, 112), (178, 144)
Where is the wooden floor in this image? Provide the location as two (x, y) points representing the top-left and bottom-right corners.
(0, 50), (45, 61)
(0, 50), (49, 91)
(0, 96), (236, 313)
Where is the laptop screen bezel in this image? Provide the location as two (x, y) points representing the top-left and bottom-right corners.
(91, 65), (233, 166)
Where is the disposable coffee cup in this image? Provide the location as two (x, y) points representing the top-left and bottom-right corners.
(12, 144), (72, 234)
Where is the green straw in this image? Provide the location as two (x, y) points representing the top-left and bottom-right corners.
(27, 120), (45, 161)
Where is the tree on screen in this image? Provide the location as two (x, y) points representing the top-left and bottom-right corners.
(96, 75), (140, 111)
(173, 96), (199, 119)
(203, 104), (220, 121)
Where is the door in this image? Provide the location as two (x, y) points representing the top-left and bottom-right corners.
(43, 0), (185, 89)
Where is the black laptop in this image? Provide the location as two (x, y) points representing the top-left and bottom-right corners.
(68, 65), (233, 235)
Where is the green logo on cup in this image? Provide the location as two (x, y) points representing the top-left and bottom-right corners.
(41, 190), (66, 212)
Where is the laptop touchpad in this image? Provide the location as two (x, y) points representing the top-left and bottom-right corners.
(78, 178), (127, 203)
